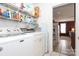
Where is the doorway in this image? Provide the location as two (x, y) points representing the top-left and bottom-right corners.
(53, 3), (75, 56)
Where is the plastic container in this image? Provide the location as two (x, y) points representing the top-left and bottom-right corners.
(12, 11), (16, 19)
(0, 8), (2, 15)
(6, 10), (10, 18)
(2, 9), (10, 18)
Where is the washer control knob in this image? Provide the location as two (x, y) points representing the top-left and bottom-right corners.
(0, 47), (3, 52)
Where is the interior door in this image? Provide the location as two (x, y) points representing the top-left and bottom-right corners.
(59, 23), (67, 36)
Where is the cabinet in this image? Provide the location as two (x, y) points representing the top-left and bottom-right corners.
(70, 32), (75, 51)
(33, 35), (45, 55)
(0, 33), (45, 56)
(53, 23), (59, 51)
(53, 23), (59, 40)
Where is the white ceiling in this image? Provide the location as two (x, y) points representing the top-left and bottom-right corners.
(53, 3), (75, 22)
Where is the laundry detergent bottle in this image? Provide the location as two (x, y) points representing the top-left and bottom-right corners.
(0, 8), (2, 15)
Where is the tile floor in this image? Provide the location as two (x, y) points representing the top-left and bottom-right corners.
(53, 36), (75, 56)
(44, 52), (67, 56)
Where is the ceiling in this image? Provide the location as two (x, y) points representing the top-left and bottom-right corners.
(53, 3), (75, 22)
